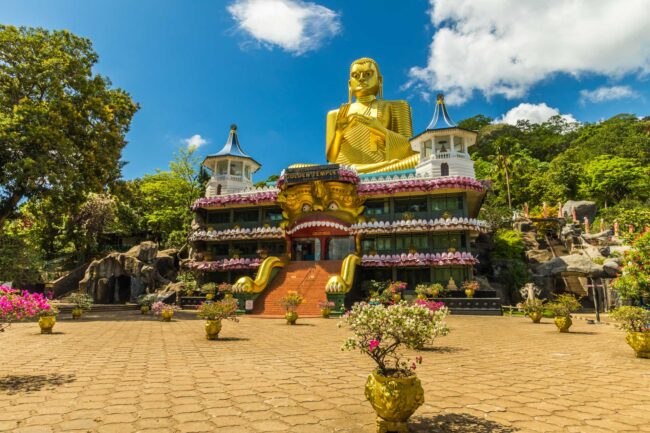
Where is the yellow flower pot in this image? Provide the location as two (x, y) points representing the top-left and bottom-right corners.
(464, 289), (475, 298)
(140, 305), (150, 314)
(416, 294), (426, 300)
(320, 308), (331, 318)
(71, 308), (83, 319)
(392, 294), (401, 303)
(528, 311), (542, 323)
(554, 316), (572, 333)
(161, 310), (174, 322)
(626, 331), (650, 358)
(285, 311), (298, 325)
(364, 371), (424, 433)
(39, 316), (56, 334)
(205, 319), (222, 340)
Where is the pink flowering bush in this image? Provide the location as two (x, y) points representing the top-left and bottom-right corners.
(341, 301), (449, 377)
(1, 286), (56, 332)
(151, 301), (179, 316)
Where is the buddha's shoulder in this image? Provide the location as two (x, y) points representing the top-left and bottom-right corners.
(379, 99), (411, 110)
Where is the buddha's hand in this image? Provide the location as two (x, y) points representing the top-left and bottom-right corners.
(348, 114), (386, 135)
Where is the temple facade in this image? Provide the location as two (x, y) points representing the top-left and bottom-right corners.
(187, 60), (495, 315)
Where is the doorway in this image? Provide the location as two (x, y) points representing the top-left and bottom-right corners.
(293, 238), (320, 261)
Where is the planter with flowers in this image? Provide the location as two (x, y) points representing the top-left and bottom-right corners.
(318, 300), (335, 318)
(522, 298), (546, 323)
(197, 298), (239, 340)
(280, 291), (305, 325)
(415, 283), (443, 300)
(462, 280), (480, 298)
(137, 294), (157, 314)
(609, 306), (650, 358)
(1, 286), (58, 334)
(342, 301), (449, 433)
(547, 294), (582, 332)
(65, 292), (93, 319)
(152, 301), (179, 322)
(387, 281), (407, 303)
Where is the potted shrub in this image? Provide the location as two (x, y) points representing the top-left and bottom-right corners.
(152, 301), (179, 322)
(196, 298), (239, 340)
(547, 294), (582, 332)
(522, 298), (546, 323)
(415, 284), (430, 300)
(137, 294), (157, 314)
(462, 280), (480, 298)
(387, 281), (407, 303)
(318, 300), (335, 318)
(0, 286), (56, 334)
(200, 283), (217, 301)
(217, 282), (234, 299)
(65, 292), (93, 319)
(280, 291), (305, 325)
(609, 306), (650, 358)
(342, 301), (450, 432)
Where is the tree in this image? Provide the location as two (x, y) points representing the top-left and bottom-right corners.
(140, 147), (203, 248)
(458, 114), (493, 131)
(579, 155), (649, 207)
(487, 137), (522, 210)
(0, 25), (138, 224)
(76, 193), (117, 259)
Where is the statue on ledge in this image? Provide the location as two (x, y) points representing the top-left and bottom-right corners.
(325, 58), (418, 174)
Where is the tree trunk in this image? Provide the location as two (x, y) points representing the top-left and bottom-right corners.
(0, 192), (24, 225)
(504, 166), (512, 210)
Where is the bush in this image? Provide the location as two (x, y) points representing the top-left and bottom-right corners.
(492, 229), (526, 259)
(64, 292), (94, 311)
(609, 306), (650, 333)
(611, 232), (650, 301)
(196, 298), (239, 321)
(546, 294), (582, 317)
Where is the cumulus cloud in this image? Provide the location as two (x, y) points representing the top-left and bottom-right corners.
(579, 85), (639, 104)
(408, 0), (650, 104)
(227, 0), (341, 55)
(496, 103), (577, 125)
(183, 134), (208, 149)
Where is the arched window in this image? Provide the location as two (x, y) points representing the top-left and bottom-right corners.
(216, 184), (222, 195)
(440, 163), (449, 176)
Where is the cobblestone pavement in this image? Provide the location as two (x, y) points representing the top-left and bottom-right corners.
(1, 311), (649, 433)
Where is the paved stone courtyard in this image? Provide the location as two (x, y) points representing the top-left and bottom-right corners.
(1, 312), (649, 433)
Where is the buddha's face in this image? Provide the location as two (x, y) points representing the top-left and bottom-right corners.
(349, 62), (381, 98)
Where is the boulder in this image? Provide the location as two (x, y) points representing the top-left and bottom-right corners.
(602, 260), (620, 277)
(526, 249), (554, 264)
(562, 200), (597, 222)
(534, 254), (605, 277)
(126, 241), (158, 263)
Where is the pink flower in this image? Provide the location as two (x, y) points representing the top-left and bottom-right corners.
(369, 339), (380, 351)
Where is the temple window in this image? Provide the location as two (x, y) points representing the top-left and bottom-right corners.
(230, 161), (242, 176)
(422, 139), (433, 158)
(233, 209), (258, 223)
(217, 161), (228, 175)
(365, 199), (388, 216)
(206, 210), (230, 224)
(435, 137), (450, 152)
(453, 137), (464, 153)
(440, 163), (449, 176)
(394, 197), (427, 213)
(262, 207), (283, 222)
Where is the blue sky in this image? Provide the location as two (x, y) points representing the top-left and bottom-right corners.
(3, 0), (649, 182)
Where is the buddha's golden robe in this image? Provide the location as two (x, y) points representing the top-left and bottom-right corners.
(326, 100), (418, 173)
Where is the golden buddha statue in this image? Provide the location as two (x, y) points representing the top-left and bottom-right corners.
(325, 58), (419, 173)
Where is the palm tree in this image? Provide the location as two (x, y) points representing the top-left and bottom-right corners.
(488, 137), (521, 211)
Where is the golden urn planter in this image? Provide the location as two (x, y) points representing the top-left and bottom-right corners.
(38, 316), (56, 334)
(464, 288), (475, 298)
(161, 310), (174, 322)
(528, 311), (542, 323)
(392, 294), (401, 303)
(71, 308), (83, 319)
(554, 316), (572, 333)
(140, 305), (150, 314)
(321, 308), (331, 318)
(626, 331), (650, 358)
(205, 320), (222, 340)
(285, 311), (298, 325)
(416, 294), (426, 301)
(364, 371), (424, 433)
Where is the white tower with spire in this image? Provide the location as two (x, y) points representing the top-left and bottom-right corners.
(410, 94), (477, 179)
(202, 124), (261, 197)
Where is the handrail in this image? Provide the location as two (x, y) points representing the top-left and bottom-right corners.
(232, 256), (284, 293)
(325, 254), (361, 294)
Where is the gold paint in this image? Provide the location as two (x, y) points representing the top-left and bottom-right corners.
(326, 58), (418, 174)
(364, 371), (424, 433)
(233, 256), (285, 294)
(626, 331), (650, 358)
(277, 180), (364, 227)
(326, 254), (361, 294)
(554, 316), (572, 333)
(38, 316), (56, 334)
(205, 319), (222, 340)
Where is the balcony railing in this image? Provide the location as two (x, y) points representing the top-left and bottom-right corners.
(421, 152), (469, 161)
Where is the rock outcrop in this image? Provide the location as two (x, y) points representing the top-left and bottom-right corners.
(78, 242), (178, 303)
(562, 200), (597, 222)
(534, 254), (605, 278)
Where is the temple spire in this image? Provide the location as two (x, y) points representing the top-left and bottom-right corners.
(426, 93), (456, 130)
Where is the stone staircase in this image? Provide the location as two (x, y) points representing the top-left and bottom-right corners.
(250, 260), (342, 316)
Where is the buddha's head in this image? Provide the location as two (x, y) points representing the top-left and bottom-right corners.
(349, 57), (383, 102)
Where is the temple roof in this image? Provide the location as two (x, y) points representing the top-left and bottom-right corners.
(205, 124), (260, 166)
(426, 94), (456, 130)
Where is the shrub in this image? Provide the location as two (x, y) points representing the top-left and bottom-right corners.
(522, 298), (545, 314)
(197, 298), (239, 321)
(546, 294), (582, 318)
(341, 301), (449, 377)
(492, 229), (526, 260)
(609, 306), (650, 333)
(279, 291), (305, 312)
(151, 301), (179, 315)
(136, 294), (157, 307)
(611, 231), (650, 301)
(1, 286), (56, 332)
(65, 292), (93, 311)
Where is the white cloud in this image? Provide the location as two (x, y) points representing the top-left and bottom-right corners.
(227, 0), (341, 55)
(579, 85), (639, 104)
(408, 0), (650, 104)
(183, 134), (208, 149)
(496, 103), (577, 125)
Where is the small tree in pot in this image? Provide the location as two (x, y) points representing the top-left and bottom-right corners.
(547, 294), (582, 332)
(197, 298), (239, 340)
(280, 291), (305, 325)
(341, 301), (449, 433)
(65, 292), (93, 319)
(522, 298), (546, 323)
(609, 306), (650, 358)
